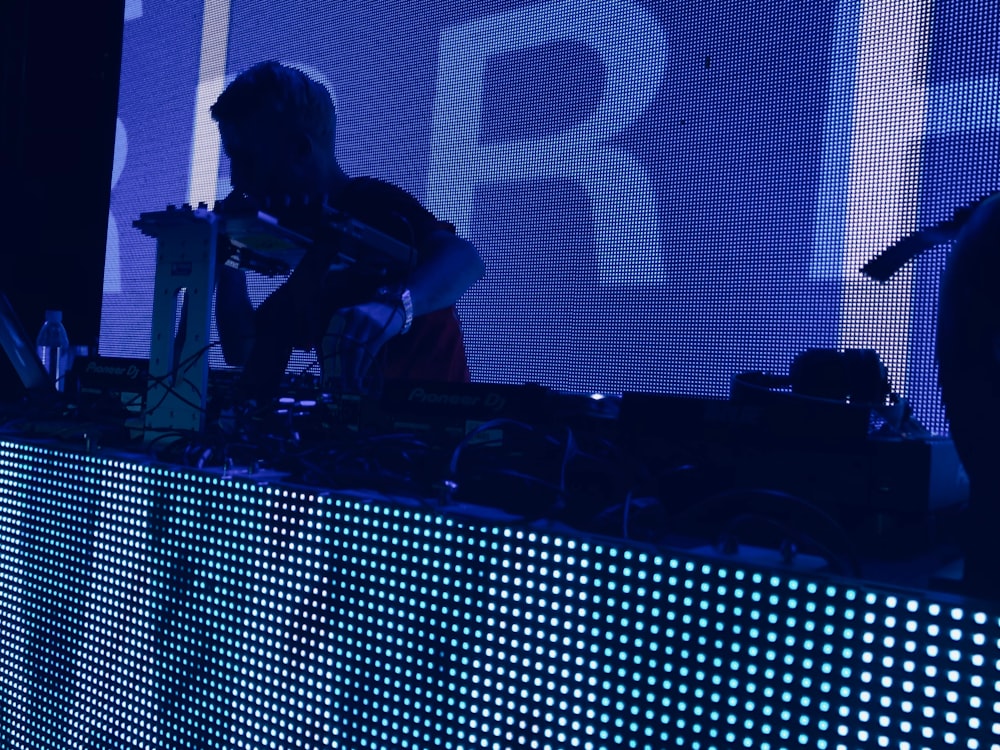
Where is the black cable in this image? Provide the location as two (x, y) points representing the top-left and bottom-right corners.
(732, 369), (890, 409)
(860, 191), (998, 282)
(720, 511), (861, 577)
(447, 418), (558, 478)
(317, 312), (392, 394)
(675, 487), (861, 575)
(141, 341), (218, 420)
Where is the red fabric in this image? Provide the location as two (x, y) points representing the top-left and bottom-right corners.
(382, 306), (470, 383)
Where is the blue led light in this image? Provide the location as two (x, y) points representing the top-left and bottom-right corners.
(3, 444), (998, 749)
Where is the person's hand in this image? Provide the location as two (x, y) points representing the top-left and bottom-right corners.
(321, 300), (404, 393)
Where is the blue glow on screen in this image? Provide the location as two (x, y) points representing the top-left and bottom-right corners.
(102, 0), (1000, 433)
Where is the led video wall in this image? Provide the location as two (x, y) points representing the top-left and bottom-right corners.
(103, 0), (1000, 433)
(0, 440), (997, 749)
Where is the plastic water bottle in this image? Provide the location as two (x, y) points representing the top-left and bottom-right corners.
(36, 310), (70, 391)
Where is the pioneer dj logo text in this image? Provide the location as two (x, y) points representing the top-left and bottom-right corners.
(85, 361), (142, 380)
(406, 387), (507, 412)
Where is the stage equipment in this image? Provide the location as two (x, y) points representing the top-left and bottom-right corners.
(860, 191), (997, 282)
(216, 192), (418, 275)
(132, 204), (218, 436)
(620, 349), (968, 561)
(726, 350), (967, 517)
(134, 198), (419, 438)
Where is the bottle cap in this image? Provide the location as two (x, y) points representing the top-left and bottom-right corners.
(44, 310), (63, 323)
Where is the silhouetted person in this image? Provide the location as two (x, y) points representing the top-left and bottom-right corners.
(211, 61), (484, 398)
(937, 192), (1000, 600)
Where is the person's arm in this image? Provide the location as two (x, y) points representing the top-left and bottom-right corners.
(333, 230), (484, 390)
(406, 229), (485, 316)
(215, 263), (256, 366)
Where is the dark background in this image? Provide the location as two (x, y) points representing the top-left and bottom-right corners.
(0, 1), (123, 393)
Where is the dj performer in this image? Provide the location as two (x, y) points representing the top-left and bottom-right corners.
(212, 61), (484, 398)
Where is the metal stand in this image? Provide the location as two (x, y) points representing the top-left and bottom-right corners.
(134, 205), (217, 436)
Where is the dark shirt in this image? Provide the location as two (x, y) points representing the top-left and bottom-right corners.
(935, 193), (1000, 595)
(936, 193), (1000, 385)
(235, 177), (470, 397)
(327, 177), (470, 383)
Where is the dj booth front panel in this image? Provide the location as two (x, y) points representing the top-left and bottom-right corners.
(0, 439), (995, 750)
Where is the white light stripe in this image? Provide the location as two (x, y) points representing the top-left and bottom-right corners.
(810, 0), (860, 280)
(187, 0), (231, 206)
(839, 0), (932, 393)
